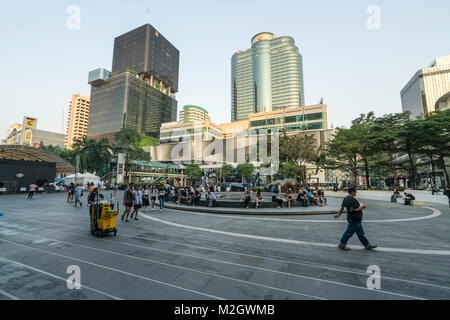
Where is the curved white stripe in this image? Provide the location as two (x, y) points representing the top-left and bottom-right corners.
(0, 239), (224, 300)
(167, 206), (441, 223)
(141, 209), (450, 256)
(0, 288), (20, 300)
(0, 256), (121, 300)
(5, 216), (449, 291)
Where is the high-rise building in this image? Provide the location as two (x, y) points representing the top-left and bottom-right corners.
(112, 24), (179, 94)
(87, 24), (179, 141)
(231, 32), (305, 122)
(65, 94), (90, 150)
(401, 55), (450, 118)
(179, 105), (210, 123)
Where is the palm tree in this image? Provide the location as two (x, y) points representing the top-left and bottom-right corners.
(72, 137), (111, 174)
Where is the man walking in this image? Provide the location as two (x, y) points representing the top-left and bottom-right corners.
(121, 182), (134, 222)
(334, 187), (377, 250)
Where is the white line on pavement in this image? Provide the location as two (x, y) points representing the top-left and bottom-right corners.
(3, 215), (450, 292)
(0, 257), (121, 300)
(0, 228), (325, 300)
(141, 210), (450, 256)
(0, 288), (20, 300)
(0, 238), (224, 300)
(166, 206), (442, 223)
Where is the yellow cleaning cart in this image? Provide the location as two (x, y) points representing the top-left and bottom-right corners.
(89, 200), (118, 237)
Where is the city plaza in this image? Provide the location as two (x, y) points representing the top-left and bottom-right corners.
(0, 189), (449, 300)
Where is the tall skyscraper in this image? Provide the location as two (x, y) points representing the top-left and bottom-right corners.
(87, 24), (179, 141)
(179, 105), (210, 123)
(231, 32), (305, 122)
(401, 55), (450, 118)
(65, 94), (90, 150)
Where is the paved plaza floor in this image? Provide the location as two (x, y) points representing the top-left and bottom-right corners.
(0, 192), (449, 300)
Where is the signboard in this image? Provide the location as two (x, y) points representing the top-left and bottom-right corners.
(0, 188), (6, 192)
(116, 153), (125, 184)
(20, 187), (27, 192)
(25, 117), (37, 128)
(38, 187), (44, 191)
(25, 129), (32, 144)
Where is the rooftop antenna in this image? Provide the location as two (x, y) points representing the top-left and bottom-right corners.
(319, 97), (324, 104)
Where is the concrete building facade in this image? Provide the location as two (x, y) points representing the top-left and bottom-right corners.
(179, 105), (210, 123)
(65, 94), (90, 150)
(401, 55), (450, 118)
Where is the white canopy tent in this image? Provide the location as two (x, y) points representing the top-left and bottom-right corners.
(64, 173), (102, 189)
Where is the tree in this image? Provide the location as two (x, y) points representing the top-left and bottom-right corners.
(281, 162), (302, 179)
(279, 130), (318, 186)
(185, 163), (202, 186)
(395, 119), (422, 189)
(236, 163), (254, 183)
(416, 110), (450, 187)
(220, 164), (233, 183)
(325, 127), (361, 186)
(72, 136), (111, 174)
(351, 112), (378, 187)
(112, 128), (150, 181)
(371, 113), (410, 188)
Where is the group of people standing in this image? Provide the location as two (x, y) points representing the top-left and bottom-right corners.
(121, 183), (168, 222)
(66, 182), (102, 208)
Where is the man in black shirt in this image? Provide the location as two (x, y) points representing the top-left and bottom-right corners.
(121, 182), (134, 222)
(334, 187), (377, 251)
(403, 192), (415, 205)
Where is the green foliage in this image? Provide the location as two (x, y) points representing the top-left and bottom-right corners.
(281, 162), (301, 179)
(217, 163), (233, 183)
(112, 128), (150, 181)
(126, 69), (137, 76)
(279, 130), (320, 185)
(185, 163), (202, 185)
(72, 136), (111, 174)
(140, 135), (159, 147)
(322, 109), (450, 188)
(236, 163), (254, 182)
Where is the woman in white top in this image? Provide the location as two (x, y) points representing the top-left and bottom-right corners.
(130, 186), (143, 220)
(150, 186), (158, 211)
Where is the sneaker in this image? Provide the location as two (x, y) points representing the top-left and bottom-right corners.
(338, 244), (350, 250)
(365, 244), (377, 250)
(152, 208), (154, 211)
(160, 209), (163, 212)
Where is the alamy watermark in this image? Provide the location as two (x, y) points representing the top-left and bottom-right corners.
(67, 5), (81, 30)
(169, 122), (279, 175)
(366, 5), (381, 30)
(366, 265), (381, 290)
(66, 265), (81, 289)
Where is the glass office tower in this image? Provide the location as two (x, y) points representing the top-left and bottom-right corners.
(112, 24), (179, 93)
(87, 24), (179, 141)
(401, 55), (450, 118)
(231, 32), (305, 122)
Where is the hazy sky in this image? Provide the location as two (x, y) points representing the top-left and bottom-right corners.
(1, 0), (449, 140)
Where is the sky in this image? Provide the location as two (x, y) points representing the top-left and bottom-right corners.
(1, 0), (449, 140)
